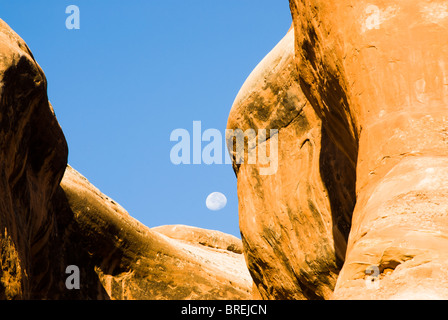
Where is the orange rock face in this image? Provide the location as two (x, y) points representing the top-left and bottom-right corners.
(58, 166), (253, 300)
(227, 28), (355, 300)
(290, 0), (448, 299)
(229, 0), (448, 299)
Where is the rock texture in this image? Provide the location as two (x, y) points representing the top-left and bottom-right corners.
(56, 166), (253, 300)
(227, 28), (355, 300)
(290, 0), (448, 300)
(152, 225), (244, 254)
(5, 0), (448, 300)
(0, 19), (68, 299)
(229, 0), (448, 300)
(0, 18), (252, 300)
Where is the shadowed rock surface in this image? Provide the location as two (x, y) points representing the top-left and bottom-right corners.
(0, 18), (68, 299)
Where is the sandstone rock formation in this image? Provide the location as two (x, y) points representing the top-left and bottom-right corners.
(227, 27), (355, 300)
(4, 0), (446, 301)
(152, 225), (244, 254)
(290, 0), (448, 300)
(57, 166), (253, 300)
(0, 18), (68, 299)
(228, 0), (448, 300)
(0, 18), (252, 300)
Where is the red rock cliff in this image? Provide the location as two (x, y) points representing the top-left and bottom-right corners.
(229, 0), (448, 299)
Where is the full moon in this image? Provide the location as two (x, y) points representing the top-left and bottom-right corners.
(206, 192), (227, 211)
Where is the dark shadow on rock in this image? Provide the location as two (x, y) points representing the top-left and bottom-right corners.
(319, 126), (357, 269)
(42, 186), (111, 300)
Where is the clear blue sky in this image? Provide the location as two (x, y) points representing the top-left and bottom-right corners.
(1, 1), (291, 237)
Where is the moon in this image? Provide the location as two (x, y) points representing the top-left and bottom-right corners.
(206, 192), (227, 211)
